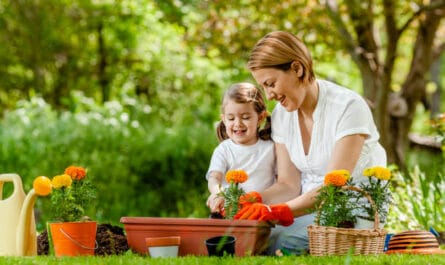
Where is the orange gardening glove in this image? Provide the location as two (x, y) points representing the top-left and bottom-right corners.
(239, 191), (262, 207)
(269, 204), (294, 226)
(234, 203), (294, 226)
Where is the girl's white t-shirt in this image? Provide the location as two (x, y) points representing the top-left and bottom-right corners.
(272, 79), (386, 194)
(206, 139), (276, 192)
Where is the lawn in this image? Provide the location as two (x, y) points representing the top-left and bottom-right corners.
(2, 254), (445, 265)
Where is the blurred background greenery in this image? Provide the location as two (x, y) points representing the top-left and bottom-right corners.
(0, 0), (444, 233)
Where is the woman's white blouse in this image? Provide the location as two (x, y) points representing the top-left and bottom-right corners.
(272, 80), (386, 194)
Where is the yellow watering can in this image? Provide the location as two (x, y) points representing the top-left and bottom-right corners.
(0, 173), (40, 256)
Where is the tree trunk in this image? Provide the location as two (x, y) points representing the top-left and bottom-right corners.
(430, 54), (443, 118)
(388, 4), (444, 168)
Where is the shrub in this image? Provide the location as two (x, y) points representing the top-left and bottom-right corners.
(0, 96), (217, 230)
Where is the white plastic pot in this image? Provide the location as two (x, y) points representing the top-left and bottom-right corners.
(145, 236), (180, 258)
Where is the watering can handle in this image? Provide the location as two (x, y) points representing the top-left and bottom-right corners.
(0, 174), (23, 200)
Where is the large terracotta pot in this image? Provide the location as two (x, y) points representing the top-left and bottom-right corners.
(120, 217), (271, 256)
(49, 221), (97, 256)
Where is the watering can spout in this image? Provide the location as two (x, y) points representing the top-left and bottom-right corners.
(0, 174), (38, 256)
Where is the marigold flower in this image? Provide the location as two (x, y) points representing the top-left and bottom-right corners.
(225, 169), (248, 184)
(363, 166), (391, 180)
(33, 176), (52, 196)
(324, 169), (350, 187)
(64, 166), (87, 180)
(52, 174), (73, 188)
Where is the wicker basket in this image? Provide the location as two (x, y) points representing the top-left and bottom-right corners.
(307, 186), (387, 256)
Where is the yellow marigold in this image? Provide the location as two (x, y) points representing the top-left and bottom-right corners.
(33, 176), (52, 196)
(363, 166), (391, 180)
(225, 169), (248, 184)
(64, 166), (86, 180)
(324, 169), (350, 187)
(52, 174), (73, 189)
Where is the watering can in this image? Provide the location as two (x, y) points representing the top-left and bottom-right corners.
(0, 173), (38, 256)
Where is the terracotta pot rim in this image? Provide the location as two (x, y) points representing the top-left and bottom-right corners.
(121, 217), (272, 228)
(146, 236), (181, 247)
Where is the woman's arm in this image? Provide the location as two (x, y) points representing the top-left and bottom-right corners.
(285, 134), (367, 217)
(235, 134), (367, 223)
(262, 143), (301, 205)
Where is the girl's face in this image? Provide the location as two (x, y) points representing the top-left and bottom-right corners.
(251, 66), (306, 112)
(221, 100), (263, 145)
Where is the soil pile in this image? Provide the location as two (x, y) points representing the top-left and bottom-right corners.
(37, 223), (129, 255)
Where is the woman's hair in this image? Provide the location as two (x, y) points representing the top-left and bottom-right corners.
(216, 82), (272, 142)
(247, 31), (315, 83)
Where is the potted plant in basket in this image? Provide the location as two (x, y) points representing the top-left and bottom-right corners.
(33, 165), (97, 256)
(308, 168), (389, 256)
(313, 169), (357, 228)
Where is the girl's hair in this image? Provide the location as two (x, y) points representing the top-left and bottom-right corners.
(247, 31), (315, 83)
(216, 82), (272, 142)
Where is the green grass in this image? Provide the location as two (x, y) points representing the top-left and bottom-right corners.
(2, 254), (445, 265)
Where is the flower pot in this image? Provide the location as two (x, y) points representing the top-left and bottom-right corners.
(146, 236), (180, 258)
(120, 217), (271, 256)
(205, 235), (236, 256)
(354, 217), (384, 229)
(49, 221), (97, 256)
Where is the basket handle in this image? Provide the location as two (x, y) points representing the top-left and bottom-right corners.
(314, 185), (380, 229)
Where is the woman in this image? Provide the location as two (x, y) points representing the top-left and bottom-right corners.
(234, 31), (387, 255)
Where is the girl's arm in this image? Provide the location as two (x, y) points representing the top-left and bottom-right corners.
(206, 171), (224, 213)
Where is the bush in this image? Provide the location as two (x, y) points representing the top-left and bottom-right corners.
(0, 96), (217, 230)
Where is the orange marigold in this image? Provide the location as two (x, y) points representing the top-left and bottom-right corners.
(225, 169), (248, 184)
(324, 169), (350, 187)
(64, 166), (87, 180)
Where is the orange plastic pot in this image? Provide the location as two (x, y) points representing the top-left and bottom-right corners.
(49, 221), (97, 256)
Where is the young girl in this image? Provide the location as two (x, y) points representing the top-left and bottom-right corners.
(206, 82), (276, 215)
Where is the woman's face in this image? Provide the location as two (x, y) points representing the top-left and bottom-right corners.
(252, 67), (306, 112)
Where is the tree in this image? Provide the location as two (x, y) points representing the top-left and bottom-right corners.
(187, 0), (445, 167)
(324, 0), (445, 168)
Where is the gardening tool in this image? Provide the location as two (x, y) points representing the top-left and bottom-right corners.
(0, 173), (38, 256)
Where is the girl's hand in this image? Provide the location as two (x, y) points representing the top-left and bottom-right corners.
(206, 193), (224, 213)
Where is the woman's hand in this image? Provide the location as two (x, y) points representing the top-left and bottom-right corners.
(234, 202), (294, 226)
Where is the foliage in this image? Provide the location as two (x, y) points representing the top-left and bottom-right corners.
(313, 170), (357, 227)
(314, 168), (393, 227)
(387, 166), (445, 232)
(219, 169), (248, 219)
(0, 95), (216, 230)
(357, 167), (393, 222)
(0, 0), (229, 128)
(43, 166), (97, 222)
